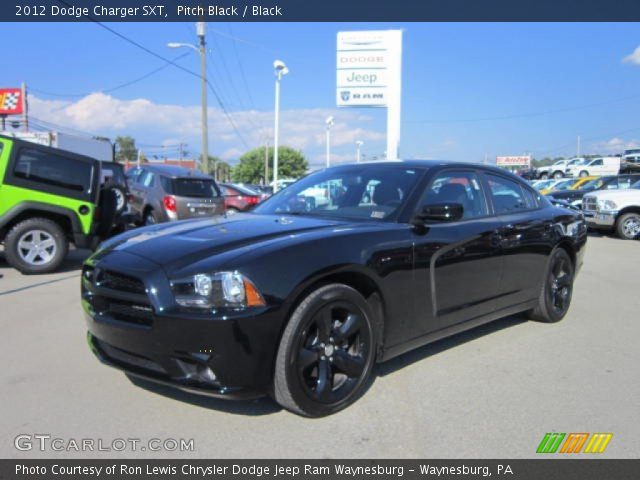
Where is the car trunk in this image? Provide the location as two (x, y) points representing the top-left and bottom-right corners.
(170, 177), (225, 219)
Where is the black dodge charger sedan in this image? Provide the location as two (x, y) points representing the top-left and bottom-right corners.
(82, 161), (587, 416)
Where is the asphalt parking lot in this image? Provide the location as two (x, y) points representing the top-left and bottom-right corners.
(1, 234), (638, 459)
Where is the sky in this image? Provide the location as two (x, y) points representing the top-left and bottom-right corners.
(3, 22), (640, 169)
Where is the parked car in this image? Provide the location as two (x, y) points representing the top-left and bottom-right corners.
(0, 134), (117, 273)
(547, 174), (640, 208)
(565, 156), (620, 178)
(219, 183), (263, 213)
(537, 178), (572, 195)
(82, 161), (586, 416)
(620, 150), (640, 174)
(582, 179), (640, 239)
(126, 165), (225, 225)
(569, 175), (597, 190)
(536, 157), (588, 179)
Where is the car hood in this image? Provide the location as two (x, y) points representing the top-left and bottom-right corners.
(584, 188), (640, 201)
(548, 189), (587, 200)
(97, 213), (349, 268)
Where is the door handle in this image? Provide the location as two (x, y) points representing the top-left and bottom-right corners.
(490, 230), (503, 248)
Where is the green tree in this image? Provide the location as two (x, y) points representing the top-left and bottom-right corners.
(215, 161), (232, 182)
(114, 136), (138, 163)
(199, 154), (224, 177)
(232, 146), (308, 184)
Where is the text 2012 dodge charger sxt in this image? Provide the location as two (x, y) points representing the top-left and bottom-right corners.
(82, 161), (586, 416)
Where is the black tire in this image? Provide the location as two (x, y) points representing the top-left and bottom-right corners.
(553, 171), (564, 179)
(144, 209), (160, 226)
(528, 248), (574, 323)
(226, 207), (240, 216)
(539, 172), (549, 179)
(615, 212), (640, 240)
(579, 170), (589, 178)
(273, 284), (377, 417)
(4, 218), (68, 274)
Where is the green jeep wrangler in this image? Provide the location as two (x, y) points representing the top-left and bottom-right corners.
(0, 135), (117, 274)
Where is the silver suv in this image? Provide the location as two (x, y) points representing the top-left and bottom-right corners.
(126, 165), (225, 225)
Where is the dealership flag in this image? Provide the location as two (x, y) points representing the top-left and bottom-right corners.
(0, 88), (24, 115)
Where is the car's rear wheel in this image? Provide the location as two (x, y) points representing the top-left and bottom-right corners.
(616, 212), (640, 240)
(4, 218), (68, 274)
(553, 171), (564, 179)
(273, 284), (376, 417)
(226, 207), (240, 216)
(528, 248), (574, 323)
(144, 209), (160, 226)
(539, 172), (549, 179)
(579, 170), (589, 178)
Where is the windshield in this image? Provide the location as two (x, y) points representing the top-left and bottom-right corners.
(254, 165), (424, 220)
(580, 178), (605, 190)
(633, 180), (640, 189)
(534, 180), (554, 190)
(568, 158), (587, 166)
(171, 178), (220, 198)
(553, 179), (578, 191)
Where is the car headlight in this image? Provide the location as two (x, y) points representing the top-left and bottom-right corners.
(597, 199), (617, 211)
(171, 272), (265, 309)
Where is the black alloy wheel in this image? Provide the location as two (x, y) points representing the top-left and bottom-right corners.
(529, 248), (574, 323)
(273, 284), (376, 416)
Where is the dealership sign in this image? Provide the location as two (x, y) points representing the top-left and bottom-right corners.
(0, 87), (24, 116)
(336, 30), (402, 160)
(496, 156), (531, 167)
(336, 30), (402, 108)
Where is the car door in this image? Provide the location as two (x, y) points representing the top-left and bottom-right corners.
(412, 169), (504, 335)
(482, 172), (552, 309)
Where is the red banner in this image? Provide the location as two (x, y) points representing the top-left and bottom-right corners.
(0, 88), (24, 115)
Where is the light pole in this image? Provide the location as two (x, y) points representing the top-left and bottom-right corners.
(168, 22), (209, 175)
(325, 116), (334, 168)
(273, 60), (288, 192)
(356, 140), (363, 163)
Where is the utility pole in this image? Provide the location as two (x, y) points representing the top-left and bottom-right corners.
(577, 135), (581, 157)
(264, 140), (269, 185)
(197, 22), (209, 176)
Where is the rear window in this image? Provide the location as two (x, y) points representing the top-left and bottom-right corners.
(171, 178), (220, 198)
(14, 148), (93, 193)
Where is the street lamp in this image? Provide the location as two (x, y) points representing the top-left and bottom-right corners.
(325, 116), (334, 168)
(167, 22), (209, 175)
(273, 60), (288, 192)
(356, 140), (364, 163)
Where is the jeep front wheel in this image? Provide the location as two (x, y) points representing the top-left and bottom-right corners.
(5, 218), (68, 274)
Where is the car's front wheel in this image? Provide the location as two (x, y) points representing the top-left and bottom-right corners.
(539, 172), (549, 179)
(273, 284), (377, 417)
(4, 218), (68, 274)
(553, 171), (564, 179)
(579, 170), (589, 178)
(528, 248), (574, 323)
(616, 212), (640, 240)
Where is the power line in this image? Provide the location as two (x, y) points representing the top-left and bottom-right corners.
(29, 52), (190, 99)
(228, 25), (256, 109)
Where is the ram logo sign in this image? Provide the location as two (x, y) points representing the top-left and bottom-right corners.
(536, 433), (613, 454)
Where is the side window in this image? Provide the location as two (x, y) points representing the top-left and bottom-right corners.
(159, 176), (173, 193)
(591, 159), (603, 166)
(12, 148), (94, 200)
(126, 167), (142, 184)
(485, 174), (529, 214)
(422, 171), (487, 220)
(139, 171), (155, 188)
(618, 176), (632, 189)
(521, 187), (539, 209)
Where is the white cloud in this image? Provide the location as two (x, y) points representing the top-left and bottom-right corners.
(590, 137), (639, 154)
(28, 93), (384, 164)
(622, 45), (640, 65)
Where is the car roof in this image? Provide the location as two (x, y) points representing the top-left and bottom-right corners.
(140, 164), (212, 179)
(331, 159), (525, 177)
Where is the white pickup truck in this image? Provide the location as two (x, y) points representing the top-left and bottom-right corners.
(582, 179), (640, 239)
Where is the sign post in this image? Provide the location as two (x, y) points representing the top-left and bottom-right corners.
(337, 30), (403, 160)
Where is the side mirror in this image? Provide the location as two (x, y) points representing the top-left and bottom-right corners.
(415, 203), (464, 223)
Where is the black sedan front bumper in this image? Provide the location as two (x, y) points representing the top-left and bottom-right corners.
(81, 251), (286, 400)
